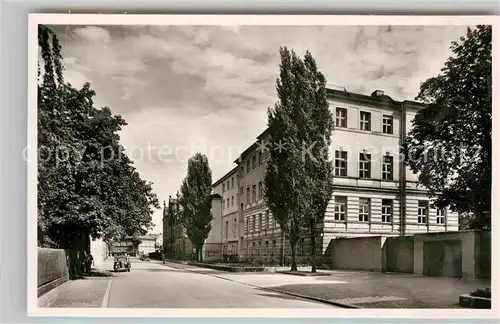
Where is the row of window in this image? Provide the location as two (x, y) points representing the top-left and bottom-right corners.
(334, 197), (446, 224)
(246, 240), (277, 256)
(245, 210), (276, 235)
(336, 107), (394, 134)
(241, 144), (270, 177)
(222, 176), (235, 193)
(335, 150), (394, 180)
(241, 181), (264, 206)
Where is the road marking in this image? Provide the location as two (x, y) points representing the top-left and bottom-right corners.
(100, 278), (112, 308)
(329, 295), (406, 305)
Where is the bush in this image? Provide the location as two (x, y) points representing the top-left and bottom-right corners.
(470, 288), (491, 298)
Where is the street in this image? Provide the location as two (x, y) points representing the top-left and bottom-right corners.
(39, 258), (335, 308)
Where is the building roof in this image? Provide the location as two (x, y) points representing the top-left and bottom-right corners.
(216, 87), (427, 186)
(212, 165), (239, 187)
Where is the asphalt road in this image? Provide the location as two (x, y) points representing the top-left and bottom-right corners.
(102, 258), (334, 308)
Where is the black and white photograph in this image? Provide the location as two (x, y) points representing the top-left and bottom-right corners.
(28, 15), (496, 317)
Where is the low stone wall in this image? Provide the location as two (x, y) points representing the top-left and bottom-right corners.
(326, 230), (491, 279)
(386, 236), (414, 273)
(187, 261), (265, 272)
(330, 236), (387, 272)
(37, 248), (69, 297)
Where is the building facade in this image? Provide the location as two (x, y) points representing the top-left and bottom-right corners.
(212, 88), (459, 264)
(137, 234), (160, 255)
(163, 193), (194, 260)
(212, 167), (240, 262)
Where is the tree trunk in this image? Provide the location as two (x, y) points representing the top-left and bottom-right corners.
(290, 241), (298, 271)
(311, 229), (317, 273)
(198, 246), (203, 262)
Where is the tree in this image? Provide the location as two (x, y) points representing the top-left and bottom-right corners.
(402, 25), (492, 229)
(264, 47), (312, 271)
(301, 52), (335, 273)
(37, 25), (158, 251)
(179, 153), (213, 262)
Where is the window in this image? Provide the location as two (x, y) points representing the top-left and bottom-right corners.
(359, 152), (371, 178)
(252, 184), (256, 203)
(258, 151), (263, 165)
(231, 177), (234, 188)
(437, 208), (446, 224)
(240, 202), (243, 211)
(227, 199), (229, 209)
(252, 155), (256, 169)
(360, 111), (371, 131)
(258, 214), (262, 232)
(227, 181), (230, 190)
(246, 160), (251, 174)
(225, 221), (228, 239)
(240, 186), (243, 194)
(336, 107), (347, 127)
(334, 196), (347, 221)
(335, 150), (348, 176)
(233, 218), (237, 236)
(266, 210), (271, 228)
(383, 115), (393, 134)
(382, 199), (393, 223)
(245, 217), (249, 235)
(265, 211), (269, 229)
(252, 215), (256, 232)
(272, 240), (276, 256)
(258, 181), (263, 200)
(359, 198), (370, 222)
(418, 201), (428, 224)
(382, 155), (394, 180)
(265, 241), (269, 255)
(240, 166), (244, 178)
(222, 183), (225, 192)
(231, 196), (234, 206)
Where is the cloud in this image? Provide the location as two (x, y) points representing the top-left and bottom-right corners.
(50, 24), (469, 232)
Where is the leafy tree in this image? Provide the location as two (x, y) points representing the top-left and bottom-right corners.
(402, 25), (492, 229)
(265, 47), (311, 271)
(301, 52), (335, 273)
(179, 153), (213, 261)
(37, 25), (158, 250)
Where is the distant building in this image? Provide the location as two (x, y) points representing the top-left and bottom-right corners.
(137, 234), (159, 255)
(163, 192), (193, 260)
(211, 88), (459, 264)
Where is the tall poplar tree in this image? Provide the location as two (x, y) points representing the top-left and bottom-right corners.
(301, 51), (335, 273)
(265, 47), (310, 271)
(179, 153), (213, 261)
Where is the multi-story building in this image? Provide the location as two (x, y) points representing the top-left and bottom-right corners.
(162, 193), (193, 260)
(212, 167), (240, 262)
(212, 87), (459, 264)
(137, 234), (160, 255)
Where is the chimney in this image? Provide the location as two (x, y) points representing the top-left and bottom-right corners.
(371, 90), (384, 97)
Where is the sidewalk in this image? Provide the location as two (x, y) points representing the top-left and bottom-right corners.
(211, 269), (491, 308)
(38, 264), (114, 308)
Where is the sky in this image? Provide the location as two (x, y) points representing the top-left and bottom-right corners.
(50, 24), (469, 234)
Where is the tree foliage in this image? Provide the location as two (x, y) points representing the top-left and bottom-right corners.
(179, 153), (213, 261)
(402, 25), (492, 229)
(265, 47), (333, 271)
(37, 25), (159, 249)
(300, 52), (335, 272)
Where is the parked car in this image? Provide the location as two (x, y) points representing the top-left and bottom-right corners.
(113, 254), (131, 272)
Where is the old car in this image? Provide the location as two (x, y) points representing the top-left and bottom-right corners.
(113, 253), (131, 272)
